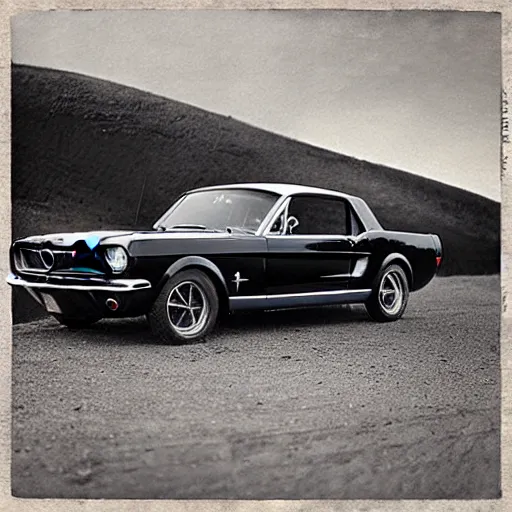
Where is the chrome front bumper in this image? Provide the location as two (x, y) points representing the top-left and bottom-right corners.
(6, 273), (152, 292)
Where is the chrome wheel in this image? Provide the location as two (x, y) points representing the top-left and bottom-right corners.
(378, 270), (404, 315)
(149, 269), (219, 344)
(365, 263), (409, 322)
(166, 281), (210, 337)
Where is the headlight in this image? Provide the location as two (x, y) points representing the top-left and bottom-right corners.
(104, 246), (128, 273)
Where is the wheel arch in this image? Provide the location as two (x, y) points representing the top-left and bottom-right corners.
(378, 253), (413, 290)
(156, 256), (230, 315)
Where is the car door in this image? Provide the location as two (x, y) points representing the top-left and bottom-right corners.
(265, 194), (358, 296)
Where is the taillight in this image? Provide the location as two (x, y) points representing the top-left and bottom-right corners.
(436, 256), (442, 268)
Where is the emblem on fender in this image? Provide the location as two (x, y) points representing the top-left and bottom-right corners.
(232, 271), (249, 292)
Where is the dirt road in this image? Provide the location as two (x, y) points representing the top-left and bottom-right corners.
(11, 276), (501, 499)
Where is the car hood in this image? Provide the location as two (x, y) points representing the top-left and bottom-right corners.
(103, 230), (238, 247)
(15, 230), (136, 248)
(15, 229), (238, 248)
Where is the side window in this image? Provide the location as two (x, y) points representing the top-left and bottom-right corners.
(287, 195), (348, 235)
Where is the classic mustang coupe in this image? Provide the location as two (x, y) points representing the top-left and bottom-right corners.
(8, 183), (442, 344)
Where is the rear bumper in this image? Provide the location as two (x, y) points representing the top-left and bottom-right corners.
(7, 273), (153, 318)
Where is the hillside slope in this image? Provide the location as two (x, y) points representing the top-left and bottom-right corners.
(11, 65), (500, 321)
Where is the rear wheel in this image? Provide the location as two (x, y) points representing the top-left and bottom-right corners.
(365, 264), (409, 322)
(148, 269), (219, 344)
(52, 314), (100, 329)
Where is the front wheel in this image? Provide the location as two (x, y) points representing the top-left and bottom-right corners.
(148, 269), (219, 344)
(365, 264), (409, 322)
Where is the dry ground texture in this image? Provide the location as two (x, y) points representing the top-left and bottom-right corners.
(11, 275), (500, 499)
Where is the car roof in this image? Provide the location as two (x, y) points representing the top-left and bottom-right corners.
(187, 182), (358, 201)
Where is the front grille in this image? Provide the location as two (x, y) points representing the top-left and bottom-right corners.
(15, 248), (44, 271)
(14, 247), (75, 273)
(18, 248), (45, 269)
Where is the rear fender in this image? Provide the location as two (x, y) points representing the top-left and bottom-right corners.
(377, 253), (413, 289)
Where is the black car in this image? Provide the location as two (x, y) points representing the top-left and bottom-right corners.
(8, 183), (442, 344)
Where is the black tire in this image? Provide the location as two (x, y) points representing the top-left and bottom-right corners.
(52, 314), (100, 329)
(148, 269), (219, 345)
(365, 263), (409, 322)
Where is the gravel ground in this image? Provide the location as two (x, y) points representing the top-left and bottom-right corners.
(11, 275), (501, 499)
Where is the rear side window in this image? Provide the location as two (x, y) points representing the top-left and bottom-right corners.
(287, 195), (348, 235)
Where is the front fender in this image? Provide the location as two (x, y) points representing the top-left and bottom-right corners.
(155, 256), (229, 297)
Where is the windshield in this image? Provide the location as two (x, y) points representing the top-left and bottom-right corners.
(157, 189), (279, 234)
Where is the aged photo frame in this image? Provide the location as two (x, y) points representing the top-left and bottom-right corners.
(0, 1), (510, 511)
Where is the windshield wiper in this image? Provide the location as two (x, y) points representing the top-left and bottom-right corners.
(159, 224), (253, 234)
(169, 224), (208, 230)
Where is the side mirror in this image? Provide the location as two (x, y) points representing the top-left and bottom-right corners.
(286, 216), (299, 234)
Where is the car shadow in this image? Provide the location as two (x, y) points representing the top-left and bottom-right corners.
(34, 304), (373, 347)
(218, 304), (370, 334)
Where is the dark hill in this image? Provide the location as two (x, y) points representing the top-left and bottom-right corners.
(11, 64), (500, 322)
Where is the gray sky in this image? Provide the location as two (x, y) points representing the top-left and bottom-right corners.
(11, 10), (501, 200)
